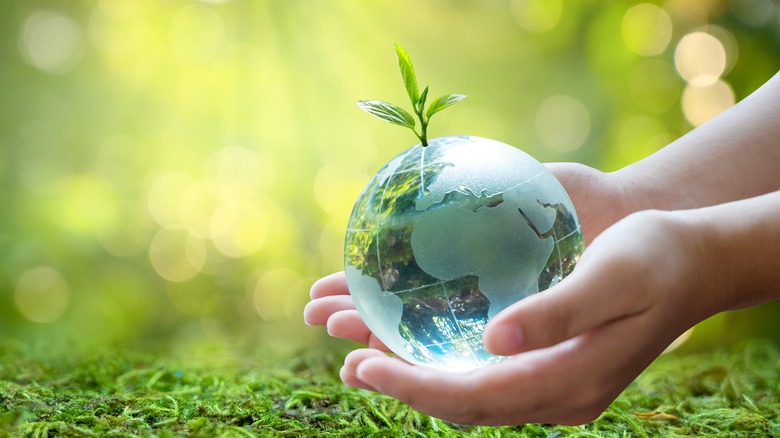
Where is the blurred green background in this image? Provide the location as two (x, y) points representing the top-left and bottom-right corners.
(1, 0), (778, 357)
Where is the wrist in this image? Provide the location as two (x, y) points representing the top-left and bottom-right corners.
(676, 191), (780, 313)
(609, 164), (694, 214)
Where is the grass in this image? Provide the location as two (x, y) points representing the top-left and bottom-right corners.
(0, 338), (778, 437)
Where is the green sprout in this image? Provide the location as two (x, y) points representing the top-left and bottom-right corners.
(356, 43), (466, 147)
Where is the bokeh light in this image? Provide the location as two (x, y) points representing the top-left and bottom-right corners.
(211, 199), (268, 258)
(681, 79), (736, 126)
(208, 146), (273, 198)
(147, 173), (198, 229)
(675, 32), (727, 86)
(705, 25), (739, 75)
(149, 228), (207, 282)
(18, 10), (84, 74)
(54, 174), (119, 237)
(14, 267), (70, 323)
(179, 181), (230, 238)
(511, 0), (563, 33)
(253, 268), (309, 322)
(535, 95), (590, 152)
(622, 3), (673, 56)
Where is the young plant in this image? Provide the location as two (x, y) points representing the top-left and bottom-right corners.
(356, 43), (466, 147)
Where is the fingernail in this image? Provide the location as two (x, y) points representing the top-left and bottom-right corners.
(487, 323), (524, 355)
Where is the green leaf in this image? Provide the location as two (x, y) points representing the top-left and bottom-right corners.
(425, 94), (467, 118)
(394, 43), (419, 106)
(416, 85), (429, 113)
(356, 100), (415, 129)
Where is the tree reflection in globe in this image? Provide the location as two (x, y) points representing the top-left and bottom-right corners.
(344, 136), (584, 371)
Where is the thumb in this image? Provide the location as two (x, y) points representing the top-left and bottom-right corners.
(482, 254), (650, 356)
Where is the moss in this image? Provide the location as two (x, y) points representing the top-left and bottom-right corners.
(0, 339), (777, 437)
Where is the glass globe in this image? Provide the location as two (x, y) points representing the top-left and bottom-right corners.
(344, 136), (584, 371)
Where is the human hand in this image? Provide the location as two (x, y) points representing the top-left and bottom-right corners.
(338, 209), (718, 425)
(303, 163), (633, 349)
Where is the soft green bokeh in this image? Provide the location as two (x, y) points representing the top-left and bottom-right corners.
(1, 0), (778, 355)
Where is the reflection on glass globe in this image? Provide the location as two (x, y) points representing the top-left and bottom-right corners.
(344, 136), (584, 371)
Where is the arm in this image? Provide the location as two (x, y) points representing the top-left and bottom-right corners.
(616, 70), (780, 212)
(691, 189), (780, 312)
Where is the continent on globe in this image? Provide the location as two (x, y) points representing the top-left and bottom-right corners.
(344, 136), (584, 371)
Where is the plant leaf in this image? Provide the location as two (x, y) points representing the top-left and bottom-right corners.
(394, 43), (419, 106)
(416, 85), (429, 114)
(356, 100), (415, 129)
(426, 94), (467, 118)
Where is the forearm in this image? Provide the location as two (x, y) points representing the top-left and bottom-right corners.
(614, 70), (780, 212)
(682, 190), (780, 314)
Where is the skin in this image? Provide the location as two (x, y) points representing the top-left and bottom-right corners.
(303, 70), (780, 426)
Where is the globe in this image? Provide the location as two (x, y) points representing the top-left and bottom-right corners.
(344, 136), (584, 371)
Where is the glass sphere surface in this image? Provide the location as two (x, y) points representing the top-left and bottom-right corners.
(344, 136), (584, 371)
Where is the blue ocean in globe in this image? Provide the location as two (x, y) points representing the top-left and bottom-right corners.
(344, 136), (584, 371)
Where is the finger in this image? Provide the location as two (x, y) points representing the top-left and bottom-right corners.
(340, 365), (375, 391)
(326, 310), (371, 344)
(367, 333), (390, 351)
(480, 311), (669, 426)
(483, 254), (651, 356)
(520, 307), (679, 425)
(341, 348), (398, 391)
(344, 348), (392, 370)
(351, 350), (582, 426)
(303, 295), (355, 326)
(353, 355), (489, 423)
(310, 271), (348, 299)
(350, 346), (541, 425)
(326, 311), (391, 350)
(342, 349), (387, 390)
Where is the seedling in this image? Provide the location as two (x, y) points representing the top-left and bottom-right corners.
(356, 43), (466, 146)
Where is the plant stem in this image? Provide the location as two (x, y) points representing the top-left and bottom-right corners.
(416, 108), (428, 146)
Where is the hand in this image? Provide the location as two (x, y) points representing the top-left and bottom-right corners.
(303, 163), (630, 347)
(302, 163), (652, 424)
(338, 209), (715, 425)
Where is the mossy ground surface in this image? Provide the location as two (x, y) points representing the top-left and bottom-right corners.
(0, 339), (777, 437)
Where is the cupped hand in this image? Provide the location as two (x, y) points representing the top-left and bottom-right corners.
(339, 210), (718, 425)
(302, 164), (695, 425)
(303, 163), (630, 347)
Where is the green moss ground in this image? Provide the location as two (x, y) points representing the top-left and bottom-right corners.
(0, 339), (777, 437)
